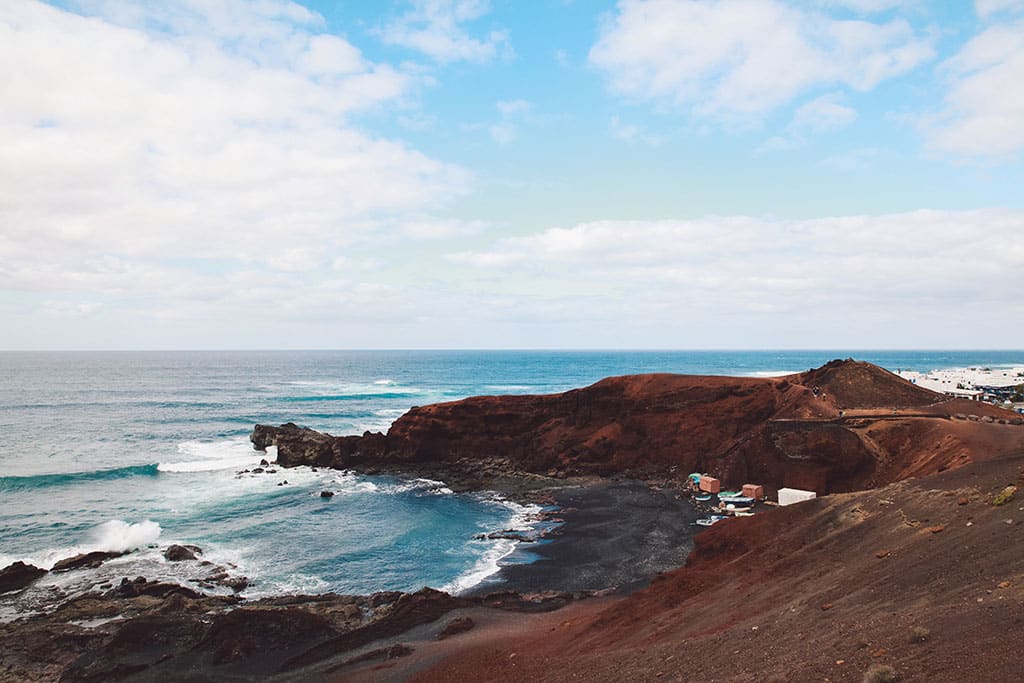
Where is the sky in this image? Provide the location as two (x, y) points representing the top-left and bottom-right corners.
(1, 0), (1023, 350)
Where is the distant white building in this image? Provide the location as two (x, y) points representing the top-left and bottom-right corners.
(940, 387), (984, 401)
(778, 488), (817, 506)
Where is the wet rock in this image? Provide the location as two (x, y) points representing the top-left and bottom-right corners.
(221, 577), (249, 593)
(475, 530), (536, 542)
(0, 561), (47, 594)
(252, 467), (265, 474)
(369, 590), (404, 607)
(260, 459), (270, 467)
(320, 490), (335, 498)
(437, 616), (475, 640)
(51, 551), (125, 573)
(164, 544), (202, 562)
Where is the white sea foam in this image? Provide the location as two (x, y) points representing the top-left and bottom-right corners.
(743, 370), (795, 378)
(441, 538), (518, 595)
(87, 519), (162, 553)
(158, 438), (263, 473)
(283, 380), (423, 396)
(441, 497), (545, 595)
(387, 477), (454, 495)
(5, 520), (162, 571)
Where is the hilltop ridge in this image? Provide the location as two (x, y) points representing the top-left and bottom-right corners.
(254, 359), (1024, 494)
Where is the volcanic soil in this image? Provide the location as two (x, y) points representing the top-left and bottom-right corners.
(354, 451), (1024, 683)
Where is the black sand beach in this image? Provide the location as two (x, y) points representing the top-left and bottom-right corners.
(469, 480), (700, 596)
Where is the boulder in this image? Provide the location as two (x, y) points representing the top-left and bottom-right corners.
(0, 561), (47, 594)
(164, 544), (202, 562)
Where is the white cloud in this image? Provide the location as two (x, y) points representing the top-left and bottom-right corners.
(756, 135), (799, 153)
(398, 217), (487, 239)
(0, 1), (469, 281)
(588, 0), (933, 120)
(0, 1), (476, 347)
(496, 99), (531, 116)
(975, 0), (1024, 17)
(791, 93), (859, 133)
(448, 211), (1024, 326)
(928, 21), (1024, 156)
(377, 0), (511, 64)
(486, 98), (531, 144)
(489, 122), (517, 144)
(820, 147), (880, 170)
(813, 0), (919, 12)
(610, 115), (664, 145)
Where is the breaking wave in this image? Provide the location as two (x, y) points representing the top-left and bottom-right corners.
(157, 439), (264, 473)
(0, 464), (160, 492)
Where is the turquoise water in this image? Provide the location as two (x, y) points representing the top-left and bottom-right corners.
(1, 350), (1021, 604)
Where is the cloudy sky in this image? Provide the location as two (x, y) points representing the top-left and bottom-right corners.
(2, 0), (1023, 349)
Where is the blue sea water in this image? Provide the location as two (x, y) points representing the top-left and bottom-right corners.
(1, 350), (1022, 611)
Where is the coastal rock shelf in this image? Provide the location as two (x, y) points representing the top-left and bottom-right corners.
(252, 360), (1024, 494)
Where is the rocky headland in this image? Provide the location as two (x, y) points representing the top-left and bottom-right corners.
(3, 359), (1024, 682)
(252, 359), (1024, 495)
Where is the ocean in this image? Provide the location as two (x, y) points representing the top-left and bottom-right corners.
(2, 349), (1022, 615)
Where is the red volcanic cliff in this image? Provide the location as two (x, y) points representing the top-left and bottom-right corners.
(253, 360), (1024, 494)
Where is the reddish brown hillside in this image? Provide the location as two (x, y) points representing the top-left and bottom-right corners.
(255, 360), (1024, 495)
(798, 358), (939, 408)
(407, 451), (1024, 683)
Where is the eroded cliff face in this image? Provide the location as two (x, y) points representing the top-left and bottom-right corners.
(252, 360), (1024, 494)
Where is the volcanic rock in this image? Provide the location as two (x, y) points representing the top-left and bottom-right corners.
(164, 544), (202, 562)
(0, 561), (47, 594)
(251, 422), (387, 469)
(51, 551), (125, 573)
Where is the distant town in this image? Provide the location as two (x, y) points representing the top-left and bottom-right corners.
(896, 366), (1024, 413)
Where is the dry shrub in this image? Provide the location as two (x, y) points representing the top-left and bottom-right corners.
(909, 625), (930, 643)
(863, 663), (898, 683)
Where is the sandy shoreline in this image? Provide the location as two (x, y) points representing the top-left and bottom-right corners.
(468, 479), (700, 596)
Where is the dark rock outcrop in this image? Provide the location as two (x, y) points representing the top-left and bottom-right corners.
(51, 551), (125, 573)
(164, 544), (201, 562)
(251, 422), (387, 469)
(0, 561), (47, 594)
